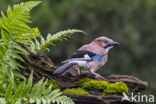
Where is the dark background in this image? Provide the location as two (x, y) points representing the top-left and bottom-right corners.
(1, 0), (156, 100)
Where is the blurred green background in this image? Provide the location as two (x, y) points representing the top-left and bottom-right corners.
(1, 0), (156, 98)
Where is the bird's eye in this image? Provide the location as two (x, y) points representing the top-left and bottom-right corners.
(102, 40), (108, 44)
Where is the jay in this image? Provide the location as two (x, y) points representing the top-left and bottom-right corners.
(53, 37), (120, 78)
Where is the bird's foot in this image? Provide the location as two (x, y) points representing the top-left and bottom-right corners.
(95, 74), (104, 79)
(90, 71), (104, 79)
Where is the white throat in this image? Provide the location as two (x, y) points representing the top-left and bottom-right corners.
(106, 46), (113, 53)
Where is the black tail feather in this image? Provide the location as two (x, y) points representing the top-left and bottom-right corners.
(53, 62), (78, 75)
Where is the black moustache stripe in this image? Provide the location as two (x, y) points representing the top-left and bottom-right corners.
(104, 44), (112, 48)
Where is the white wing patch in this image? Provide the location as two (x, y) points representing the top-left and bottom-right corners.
(62, 53), (92, 64)
(84, 54), (91, 60)
(69, 61), (87, 66)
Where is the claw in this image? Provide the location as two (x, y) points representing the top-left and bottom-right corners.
(90, 71), (104, 79)
(95, 74), (104, 79)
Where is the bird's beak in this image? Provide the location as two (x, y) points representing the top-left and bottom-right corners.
(111, 41), (120, 46)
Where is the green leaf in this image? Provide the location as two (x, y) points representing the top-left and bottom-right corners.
(30, 78), (44, 97)
(12, 81), (25, 99)
(5, 76), (14, 103)
(37, 80), (48, 97)
(1, 30), (9, 45)
(0, 17), (2, 29)
(22, 72), (33, 97)
(0, 44), (6, 58)
(43, 84), (52, 96)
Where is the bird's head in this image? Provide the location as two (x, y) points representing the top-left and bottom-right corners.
(93, 36), (120, 52)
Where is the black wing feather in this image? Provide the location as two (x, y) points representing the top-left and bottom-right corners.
(69, 51), (96, 59)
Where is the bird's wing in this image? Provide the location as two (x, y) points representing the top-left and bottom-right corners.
(62, 51), (93, 63)
(62, 51), (106, 63)
(69, 51), (96, 59)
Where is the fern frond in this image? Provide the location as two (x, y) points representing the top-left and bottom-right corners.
(0, 1), (41, 78)
(22, 72), (33, 97)
(0, 72), (74, 104)
(0, 1), (41, 44)
(5, 76), (14, 103)
(1, 41), (28, 78)
(30, 29), (86, 53)
(0, 43), (7, 59)
(0, 17), (2, 29)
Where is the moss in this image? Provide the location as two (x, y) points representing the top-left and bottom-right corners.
(63, 88), (90, 95)
(78, 78), (128, 94)
(46, 80), (60, 89)
(104, 82), (128, 94)
(78, 78), (109, 90)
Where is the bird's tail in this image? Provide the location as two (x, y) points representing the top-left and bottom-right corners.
(53, 62), (78, 75)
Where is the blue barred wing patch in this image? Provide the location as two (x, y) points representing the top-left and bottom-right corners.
(92, 55), (106, 61)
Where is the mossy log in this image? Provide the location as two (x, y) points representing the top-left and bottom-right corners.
(18, 43), (148, 104)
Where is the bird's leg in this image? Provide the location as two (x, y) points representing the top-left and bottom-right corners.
(90, 70), (104, 78)
(77, 68), (81, 75)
